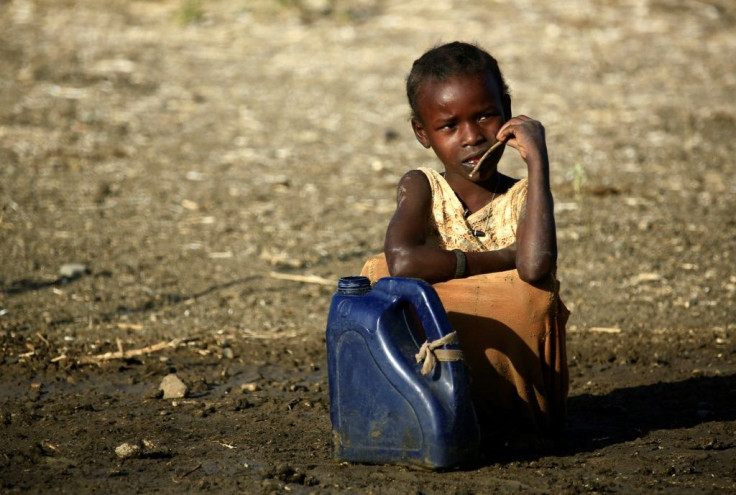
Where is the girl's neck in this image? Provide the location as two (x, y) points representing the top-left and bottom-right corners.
(444, 171), (511, 214)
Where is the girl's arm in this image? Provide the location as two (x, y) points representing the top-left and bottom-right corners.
(497, 116), (557, 282)
(384, 170), (516, 284)
(384, 171), (456, 282)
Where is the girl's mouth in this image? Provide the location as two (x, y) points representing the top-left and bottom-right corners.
(461, 150), (486, 166)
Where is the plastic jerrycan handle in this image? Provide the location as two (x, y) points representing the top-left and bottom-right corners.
(374, 277), (456, 350)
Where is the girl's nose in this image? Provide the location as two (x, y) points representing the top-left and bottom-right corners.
(460, 122), (485, 146)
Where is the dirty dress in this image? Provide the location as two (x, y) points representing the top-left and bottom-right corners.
(361, 167), (569, 438)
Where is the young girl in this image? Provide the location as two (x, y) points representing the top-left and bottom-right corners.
(361, 42), (569, 445)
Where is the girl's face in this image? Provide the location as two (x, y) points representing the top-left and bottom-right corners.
(412, 73), (508, 181)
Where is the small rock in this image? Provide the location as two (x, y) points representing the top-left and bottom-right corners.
(222, 347), (234, 359)
(115, 442), (142, 459)
(59, 263), (88, 279)
(160, 373), (188, 399)
(241, 382), (260, 392)
(114, 439), (169, 459)
(141, 439), (157, 450)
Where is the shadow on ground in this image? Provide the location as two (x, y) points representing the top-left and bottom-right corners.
(563, 373), (736, 453)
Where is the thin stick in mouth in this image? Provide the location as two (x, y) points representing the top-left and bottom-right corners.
(469, 140), (505, 177)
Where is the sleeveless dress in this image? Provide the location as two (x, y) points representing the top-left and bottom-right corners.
(361, 167), (569, 440)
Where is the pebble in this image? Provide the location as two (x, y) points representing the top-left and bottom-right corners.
(115, 442), (142, 459)
(159, 373), (188, 399)
(241, 382), (260, 392)
(59, 263), (88, 279)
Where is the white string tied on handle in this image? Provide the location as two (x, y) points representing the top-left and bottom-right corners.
(414, 331), (464, 376)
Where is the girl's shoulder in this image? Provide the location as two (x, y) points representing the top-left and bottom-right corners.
(415, 167), (455, 201)
(415, 166), (443, 182)
(397, 168), (432, 194)
(394, 169), (433, 210)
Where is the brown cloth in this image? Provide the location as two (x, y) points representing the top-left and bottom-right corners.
(362, 167), (569, 439)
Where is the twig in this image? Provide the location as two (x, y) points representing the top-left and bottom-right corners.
(172, 463), (202, 483)
(36, 332), (51, 347)
(117, 323), (144, 331)
(241, 328), (304, 340)
(77, 340), (176, 365)
(210, 440), (236, 449)
(41, 440), (59, 452)
(268, 271), (333, 286)
(588, 326), (622, 334)
(469, 139), (506, 177)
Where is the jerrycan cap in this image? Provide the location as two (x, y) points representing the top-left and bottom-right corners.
(336, 276), (372, 295)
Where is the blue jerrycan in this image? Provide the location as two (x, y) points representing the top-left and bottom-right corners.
(326, 276), (480, 469)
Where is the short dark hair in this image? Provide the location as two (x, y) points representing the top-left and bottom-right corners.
(406, 41), (511, 121)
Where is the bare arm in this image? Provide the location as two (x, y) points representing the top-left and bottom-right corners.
(384, 170), (516, 283)
(497, 116), (557, 282)
(384, 171), (456, 282)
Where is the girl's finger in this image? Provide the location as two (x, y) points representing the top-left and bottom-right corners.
(496, 122), (519, 141)
(497, 115), (529, 135)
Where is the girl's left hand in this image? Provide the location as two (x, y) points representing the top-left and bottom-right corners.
(497, 115), (548, 164)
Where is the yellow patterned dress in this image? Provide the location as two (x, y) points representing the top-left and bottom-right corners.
(361, 167), (569, 440)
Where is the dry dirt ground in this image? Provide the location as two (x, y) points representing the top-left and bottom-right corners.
(1, 0), (735, 493)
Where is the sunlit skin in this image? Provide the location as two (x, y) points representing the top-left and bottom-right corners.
(384, 72), (557, 284)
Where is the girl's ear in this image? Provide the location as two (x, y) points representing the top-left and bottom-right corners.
(411, 118), (431, 149)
